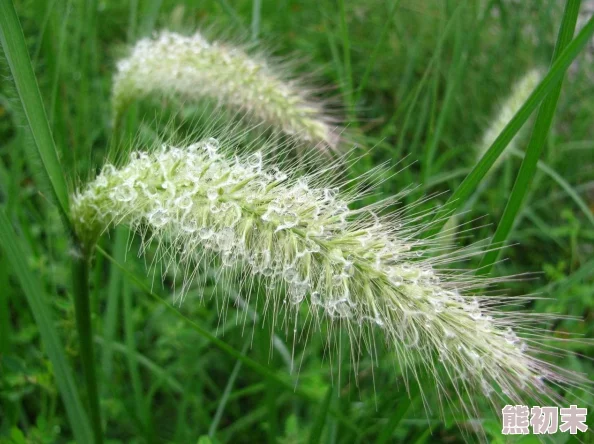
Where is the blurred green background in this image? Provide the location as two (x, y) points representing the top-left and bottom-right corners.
(0, 0), (593, 442)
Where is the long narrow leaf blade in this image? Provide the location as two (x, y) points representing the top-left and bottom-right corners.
(0, 209), (92, 442)
(478, 0), (581, 274)
(0, 0), (70, 218)
(426, 12), (594, 237)
(307, 385), (333, 444)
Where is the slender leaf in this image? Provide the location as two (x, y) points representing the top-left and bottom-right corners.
(308, 385), (333, 444)
(0, 0), (69, 219)
(123, 278), (146, 430)
(353, 0), (402, 105)
(377, 383), (420, 444)
(478, 0), (581, 274)
(0, 209), (92, 442)
(102, 227), (127, 377)
(208, 340), (250, 437)
(94, 336), (183, 393)
(251, 0), (262, 40)
(0, 255), (10, 354)
(509, 148), (594, 228)
(393, 4), (463, 153)
(138, 0), (163, 37)
(426, 11), (594, 238)
(339, 0), (354, 117)
(422, 9), (467, 183)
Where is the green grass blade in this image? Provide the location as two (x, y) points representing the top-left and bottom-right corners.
(138, 0), (163, 37)
(508, 147), (594, 228)
(71, 253), (104, 443)
(94, 336), (184, 393)
(478, 0), (581, 274)
(393, 5), (463, 153)
(127, 0), (139, 42)
(545, 257), (594, 295)
(426, 10), (594, 238)
(353, 0), (401, 105)
(251, 0), (262, 40)
(376, 383), (420, 444)
(48, 1), (72, 128)
(102, 227), (127, 378)
(0, 209), (92, 443)
(216, 0), (246, 31)
(123, 278), (146, 431)
(0, 0), (70, 219)
(422, 13), (467, 183)
(319, 4), (344, 86)
(0, 255), (10, 354)
(208, 340), (250, 437)
(30, 0), (58, 65)
(338, 0), (354, 119)
(308, 385), (333, 444)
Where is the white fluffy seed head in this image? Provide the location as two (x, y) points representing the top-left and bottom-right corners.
(71, 137), (583, 416)
(479, 68), (542, 167)
(112, 31), (340, 151)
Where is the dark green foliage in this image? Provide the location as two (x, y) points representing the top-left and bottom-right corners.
(0, 0), (593, 443)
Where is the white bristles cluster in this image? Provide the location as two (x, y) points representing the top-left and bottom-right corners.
(71, 137), (574, 409)
(479, 69), (542, 167)
(113, 31), (339, 149)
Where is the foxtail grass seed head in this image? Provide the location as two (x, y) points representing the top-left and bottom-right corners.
(113, 31), (340, 150)
(71, 137), (582, 414)
(479, 69), (542, 168)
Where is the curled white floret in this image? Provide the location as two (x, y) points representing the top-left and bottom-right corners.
(113, 31), (339, 150)
(71, 138), (577, 411)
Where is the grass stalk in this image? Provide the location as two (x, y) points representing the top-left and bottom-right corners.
(72, 247), (103, 444)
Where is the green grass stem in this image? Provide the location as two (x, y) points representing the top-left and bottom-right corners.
(71, 249), (104, 443)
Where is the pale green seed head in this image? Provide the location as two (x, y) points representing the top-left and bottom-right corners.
(71, 137), (575, 410)
(112, 31), (339, 150)
(479, 68), (543, 167)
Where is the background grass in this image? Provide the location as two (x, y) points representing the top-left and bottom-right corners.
(1, 0), (593, 443)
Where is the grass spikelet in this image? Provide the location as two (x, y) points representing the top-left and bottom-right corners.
(112, 31), (340, 151)
(478, 69), (542, 169)
(71, 136), (582, 417)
